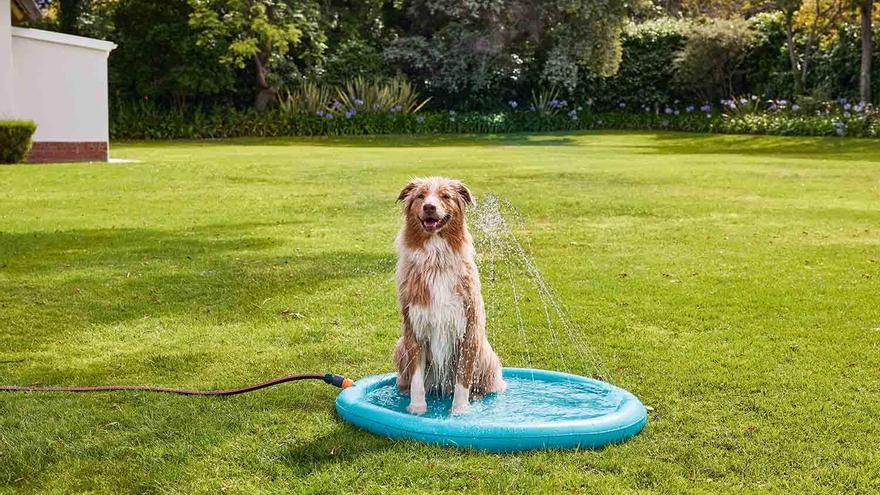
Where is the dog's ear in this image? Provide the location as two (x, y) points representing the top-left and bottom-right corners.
(453, 181), (475, 207)
(397, 180), (418, 203)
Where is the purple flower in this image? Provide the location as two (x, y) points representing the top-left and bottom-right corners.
(833, 121), (845, 136)
(344, 109), (356, 119)
(739, 98), (748, 105)
(664, 107), (673, 115)
(326, 113), (334, 120)
(509, 100), (518, 109)
(390, 104), (402, 113)
(568, 109), (578, 120)
(332, 100), (343, 110)
(686, 105), (695, 113)
(844, 103), (852, 111)
(529, 104), (536, 112)
(660, 119), (670, 128)
(700, 104), (712, 113)
(354, 98), (364, 106)
(769, 103), (778, 111)
(316, 110), (324, 117)
(618, 102), (626, 109)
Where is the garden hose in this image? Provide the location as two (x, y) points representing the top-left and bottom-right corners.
(0, 373), (353, 396)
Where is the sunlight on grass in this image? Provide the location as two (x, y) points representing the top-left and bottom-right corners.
(1, 131), (878, 493)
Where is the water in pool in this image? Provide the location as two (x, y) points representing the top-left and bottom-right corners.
(364, 376), (625, 423)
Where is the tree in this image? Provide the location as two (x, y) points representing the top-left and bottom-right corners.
(858, 0), (873, 102)
(382, 0), (636, 108)
(775, 0), (847, 95)
(111, 0), (236, 105)
(59, 0), (82, 33)
(188, 0), (320, 109)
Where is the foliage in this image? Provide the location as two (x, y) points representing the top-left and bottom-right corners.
(674, 19), (757, 102)
(276, 77), (431, 118)
(110, 0), (236, 105)
(0, 120), (37, 164)
(110, 95), (880, 140)
(322, 38), (388, 86)
(580, 19), (688, 110)
(279, 81), (334, 115)
(381, 0), (635, 109)
(746, 12), (796, 99)
(188, 0), (323, 107)
(813, 23), (880, 101)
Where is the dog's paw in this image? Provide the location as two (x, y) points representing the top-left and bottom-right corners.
(450, 402), (470, 416)
(406, 401), (427, 415)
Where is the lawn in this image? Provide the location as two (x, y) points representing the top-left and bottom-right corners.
(1, 131), (878, 494)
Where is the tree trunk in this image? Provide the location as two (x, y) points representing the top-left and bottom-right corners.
(59, 0), (81, 34)
(253, 53), (276, 111)
(784, 13), (802, 95)
(860, 0), (874, 103)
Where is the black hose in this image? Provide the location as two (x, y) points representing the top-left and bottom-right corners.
(0, 373), (353, 396)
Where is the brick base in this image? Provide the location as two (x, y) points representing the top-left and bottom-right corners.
(27, 142), (109, 163)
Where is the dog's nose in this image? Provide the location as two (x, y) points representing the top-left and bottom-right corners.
(423, 203), (437, 214)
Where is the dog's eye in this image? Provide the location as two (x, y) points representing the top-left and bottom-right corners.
(441, 194), (451, 199)
(416, 193), (424, 199)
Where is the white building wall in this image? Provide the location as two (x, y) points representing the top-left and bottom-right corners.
(0, 0), (14, 118)
(10, 27), (115, 142)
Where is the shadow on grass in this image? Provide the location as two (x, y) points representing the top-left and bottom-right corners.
(0, 223), (394, 339)
(115, 132), (585, 149)
(279, 424), (396, 476)
(643, 132), (880, 160)
(115, 130), (880, 160)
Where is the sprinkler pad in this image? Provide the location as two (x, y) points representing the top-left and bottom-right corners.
(335, 368), (646, 452)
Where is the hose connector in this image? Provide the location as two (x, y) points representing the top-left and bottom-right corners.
(323, 373), (354, 389)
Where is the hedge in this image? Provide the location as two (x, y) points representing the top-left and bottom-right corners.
(0, 120), (37, 164)
(110, 99), (878, 140)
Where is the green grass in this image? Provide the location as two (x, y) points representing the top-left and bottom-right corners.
(1, 131), (878, 494)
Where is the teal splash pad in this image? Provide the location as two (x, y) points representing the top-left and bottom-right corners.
(335, 368), (647, 452)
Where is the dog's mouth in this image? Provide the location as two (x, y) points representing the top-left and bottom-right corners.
(420, 214), (451, 233)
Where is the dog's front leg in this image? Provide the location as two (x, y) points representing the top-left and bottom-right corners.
(406, 349), (427, 415)
(452, 294), (478, 415)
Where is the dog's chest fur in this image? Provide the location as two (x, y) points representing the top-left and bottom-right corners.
(398, 235), (473, 377)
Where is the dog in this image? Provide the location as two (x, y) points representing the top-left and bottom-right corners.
(393, 177), (505, 415)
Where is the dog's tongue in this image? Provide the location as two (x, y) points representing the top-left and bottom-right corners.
(424, 218), (439, 230)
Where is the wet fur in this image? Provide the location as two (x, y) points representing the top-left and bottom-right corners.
(393, 177), (505, 414)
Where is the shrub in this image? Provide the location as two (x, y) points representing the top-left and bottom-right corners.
(674, 19), (756, 103)
(110, 97), (880, 140)
(0, 120), (37, 164)
(579, 19), (689, 110)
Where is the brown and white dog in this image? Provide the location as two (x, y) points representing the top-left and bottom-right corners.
(393, 177), (505, 415)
